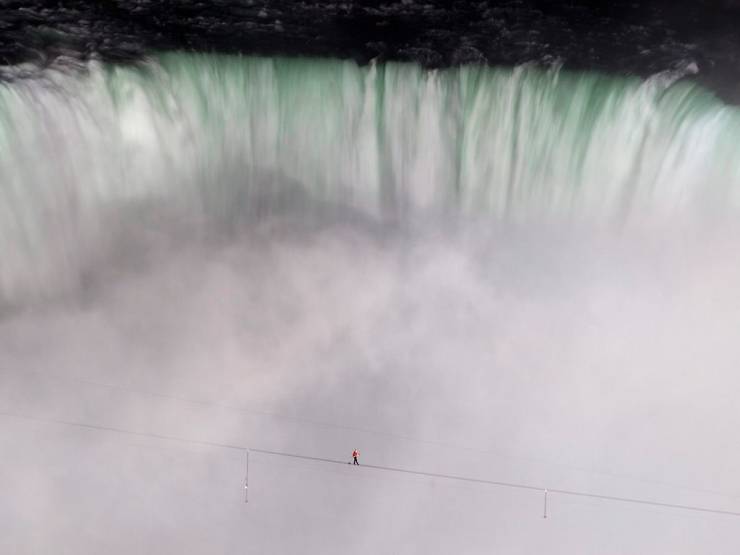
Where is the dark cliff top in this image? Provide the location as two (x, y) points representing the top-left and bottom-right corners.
(1, 1), (739, 102)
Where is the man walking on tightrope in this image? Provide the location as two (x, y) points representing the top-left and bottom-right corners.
(352, 449), (360, 465)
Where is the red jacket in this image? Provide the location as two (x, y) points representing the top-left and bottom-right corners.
(352, 450), (359, 458)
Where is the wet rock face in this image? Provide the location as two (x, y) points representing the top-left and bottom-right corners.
(1, 0), (740, 102)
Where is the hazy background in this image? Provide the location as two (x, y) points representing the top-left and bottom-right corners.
(2, 214), (740, 553)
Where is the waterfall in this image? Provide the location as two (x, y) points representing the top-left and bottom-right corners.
(2, 53), (739, 303)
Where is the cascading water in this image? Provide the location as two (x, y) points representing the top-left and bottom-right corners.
(4, 49), (740, 555)
(2, 53), (740, 304)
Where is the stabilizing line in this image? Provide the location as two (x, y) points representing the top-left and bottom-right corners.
(1, 409), (739, 518)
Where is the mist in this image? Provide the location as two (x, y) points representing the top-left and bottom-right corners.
(2, 54), (740, 553)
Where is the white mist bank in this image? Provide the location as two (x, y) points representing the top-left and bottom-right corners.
(1, 216), (740, 554)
